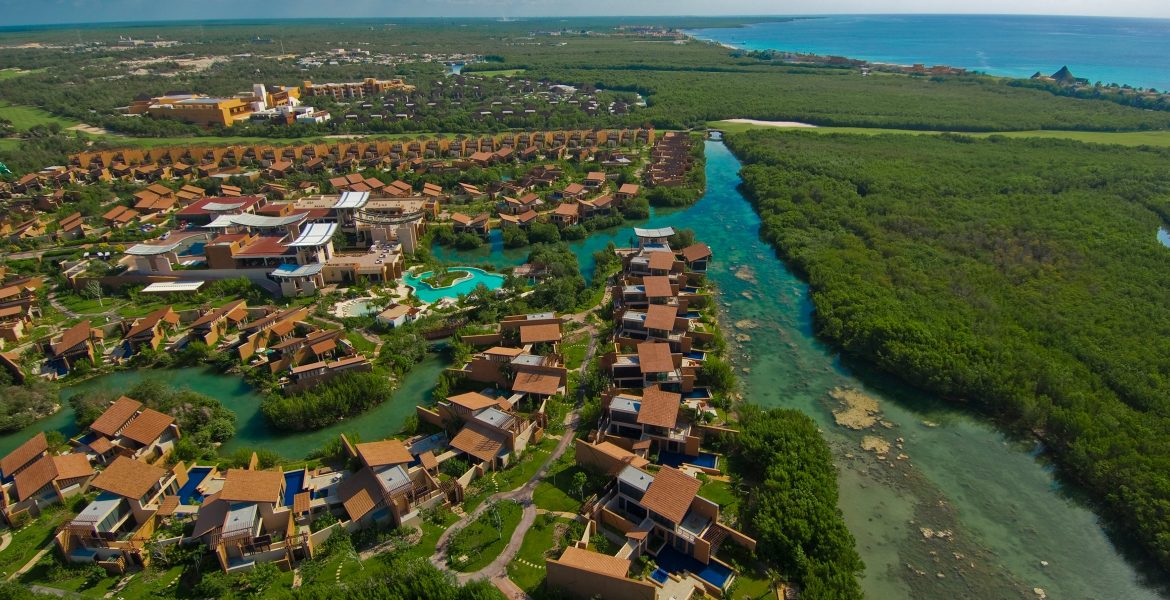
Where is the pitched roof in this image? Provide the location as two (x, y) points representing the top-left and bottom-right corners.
(12, 455), (59, 501)
(639, 466), (701, 524)
(555, 546), (631, 578)
(51, 320), (94, 357)
(520, 323), (562, 344)
(119, 408), (175, 445)
(355, 439), (412, 467)
(92, 456), (165, 499)
(644, 304), (678, 332)
(449, 423), (507, 463)
(292, 491), (312, 514)
(191, 494), (228, 537)
(618, 183), (640, 195)
(637, 342), (675, 374)
(157, 495), (180, 517)
(511, 371), (562, 396)
(681, 242), (712, 263)
(218, 469), (283, 504)
(646, 251), (675, 271)
(447, 391), (500, 412)
(484, 346), (524, 358)
(0, 432), (47, 477)
(89, 396), (143, 437)
(51, 454), (94, 482)
(88, 437), (114, 455)
(590, 440), (650, 470)
(552, 202), (579, 217)
(417, 450), (438, 471)
(338, 468), (381, 521)
(642, 276), (674, 298)
(636, 386), (682, 428)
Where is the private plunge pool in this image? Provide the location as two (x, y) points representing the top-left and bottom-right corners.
(403, 267), (504, 303)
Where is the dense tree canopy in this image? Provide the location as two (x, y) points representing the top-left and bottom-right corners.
(727, 129), (1170, 572)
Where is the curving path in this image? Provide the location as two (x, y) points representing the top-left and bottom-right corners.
(429, 318), (599, 598)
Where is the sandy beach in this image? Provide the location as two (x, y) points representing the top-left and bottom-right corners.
(723, 118), (818, 128)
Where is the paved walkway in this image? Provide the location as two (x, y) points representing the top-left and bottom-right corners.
(428, 302), (603, 598)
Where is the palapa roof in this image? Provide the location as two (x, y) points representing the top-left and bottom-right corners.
(639, 466), (701, 524)
(218, 469), (283, 504)
(355, 439), (412, 467)
(635, 386), (682, 428)
(92, 456), (165, 499)
(636, 342), (675, 374)
(89, 396), (143, 437)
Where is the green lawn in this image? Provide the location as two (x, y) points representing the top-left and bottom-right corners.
(0, 69), (44, 81)
(346, 331), (378, 354)
(447, 500), (524, 572)
(54, 293), (122, 316)
(505, 515), (570, 594)
(533, 455), (587, 514)
(0, 507), (73, 578)
(699, 479), (738, 517)
(107, 564), (184, 599)
(562, 335), (588, 371)
(708, 120), (1170, 147)
(464, 437), (555, 513)
(0, 102), (80, 131)
(17, 556), (120, 598)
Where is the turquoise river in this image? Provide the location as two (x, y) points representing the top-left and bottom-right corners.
(0, 139), (1163, 598)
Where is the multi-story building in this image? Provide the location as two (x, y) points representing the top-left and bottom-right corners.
(301, 78), (415, 99)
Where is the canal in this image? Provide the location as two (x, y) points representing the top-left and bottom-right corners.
(0, 354), (448, 461)
(438, 140), (1165, 599)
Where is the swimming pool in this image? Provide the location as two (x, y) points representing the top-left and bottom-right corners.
(283, 470), (306, 507)
(654, 546), (733, 589)
(651, 568), (669, 584)
(683, 388), (711, 400)
(179, 242), (206, 257)
(684, 351), (706, 361)
(658, 450), (718, 470)
(178, 466), (212, 505)
(403, 267), (505, 303)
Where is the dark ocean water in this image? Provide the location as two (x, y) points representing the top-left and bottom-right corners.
(687, 14), (1170, 91)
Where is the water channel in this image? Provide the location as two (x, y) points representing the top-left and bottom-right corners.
(0, 139), (1161, 598)
(436, 140), (1166, 599)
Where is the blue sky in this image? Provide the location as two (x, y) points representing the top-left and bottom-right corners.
(3, 0), (1169, 26)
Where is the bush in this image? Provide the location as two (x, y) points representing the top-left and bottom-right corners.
(502, 226), (529, 248)
(261, 371), (395, 431)
(454, 232), (484, 249)
(527, 222), (561, 244)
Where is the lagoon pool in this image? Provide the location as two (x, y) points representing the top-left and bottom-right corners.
(403, 267), (504, 303)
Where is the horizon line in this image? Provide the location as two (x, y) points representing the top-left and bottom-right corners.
(4, 13), (1170, 30)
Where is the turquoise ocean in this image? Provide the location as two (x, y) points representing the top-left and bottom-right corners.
(687, 15), (1170, 91)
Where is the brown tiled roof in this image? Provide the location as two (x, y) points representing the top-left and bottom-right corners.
(639, 466), (701, 524)
(618, 183), (640, 195)
(484, 346), (524, 358)
(51, 320), (94, 357)
(88, 437), (114, 455)
(644, 304), (678, 332)
(52, 454), (94, 482)
(0, 432), (47, 477)
(119, 408), (175, 445)
(646, 251), (675, 271)
(355, 439), (412, 467)
(451, 212), (473, 225)
(89, 396), (143, 437)
(191, 494), (227, 537)
(512, 371), (561, 396)
(552, 202), (579, 217)
(520, 323), (561, 344)
(93, 456), (164, 499)
(338, 469), (381, 521)
(157, 495), (180, 517)
(218, 469), (283, 504)
(417, 450), (438, 471)
(642, 276), (674, 298)
(636, 386), (682, 428)
(449, 423), (507, 463)
(554, 546), (631, 578)
(292, 491), (312, 514)
(447, 391), (499, 412)
(309, 338), (336, 356)
(637, 342), (675, 374)
(681, 243), (712, 263)
(12, 455), (57, 501)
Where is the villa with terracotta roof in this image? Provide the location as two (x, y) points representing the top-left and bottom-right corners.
(550, 201), (581, 226)
(448, 313), (567, 409)
(0, 451), (94, 526)
(188, 300), (249, 346)
(120, 306), (180, 353)
(335, 438), (443, 529)
(549, 465), (755, 599)
(56, 456), (181, 573)
(191, 466), (313, 572)
(44, 320), (103, 374)
(603, 341), (695, 392)
(74, 396), (181, 464)
(450, 212), (490, 237)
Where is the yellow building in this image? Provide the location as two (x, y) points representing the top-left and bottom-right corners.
(302, 78), (415, 99)
(129, 84), (302, 128)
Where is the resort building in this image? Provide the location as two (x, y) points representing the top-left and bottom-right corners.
(44, 320), (103, 374)
(0, 452), (94, 526)
(74, 396), (180, 465)
(188, 300), (249, 346)
(336, 439), (443, 529)
(301, 78), (415, 99)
